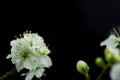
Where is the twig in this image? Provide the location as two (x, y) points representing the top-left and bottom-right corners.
(0, 67), (17, 80)
(86, 75), (90, 80)
(96, 64), (111, 80)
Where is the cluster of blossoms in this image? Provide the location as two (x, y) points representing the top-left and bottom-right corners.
(100, 28), (120, 80)
(6, 31), (52, 80)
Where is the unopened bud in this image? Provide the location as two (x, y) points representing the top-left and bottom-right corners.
(104, 47), (120, 64)
(76, 60), (89, 77)
(104, 50), (113, 63)
(95, 57), (105, 68)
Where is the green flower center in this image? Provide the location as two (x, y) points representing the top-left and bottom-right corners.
(29, 40), (33, 47)
(21, 51), (29, 60)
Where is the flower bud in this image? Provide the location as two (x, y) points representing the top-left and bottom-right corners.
(76, 60), (89, 77)
(104, 47), (120, 64)
(95, 57), (105, 68)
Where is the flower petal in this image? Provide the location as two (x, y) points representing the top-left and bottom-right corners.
(23, 58), (35, 69)
(100, 35), (120, 47)
(6, 54), (12, 59)
(25, 72), (34, 80)
(110, 63), (120, 80)
(15, 59), (24, 72)
(107, 47), (119, 55)
(35, 68), (45, 78)
(41, 56), (52, 67)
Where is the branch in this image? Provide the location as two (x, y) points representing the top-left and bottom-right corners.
(0, 67), (17, 80)
(96, 64), (111, 80)
(86, 75), (90, 80)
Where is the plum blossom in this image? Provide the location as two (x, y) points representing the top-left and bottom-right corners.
(6, 31), (52, 80)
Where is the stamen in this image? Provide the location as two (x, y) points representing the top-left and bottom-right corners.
(29, 30), (32, 33)
(19, 34), (22, 37)
(113, 28), (120, 37)
(26, 30), (28, 33)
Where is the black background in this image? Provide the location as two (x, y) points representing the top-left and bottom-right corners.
(0, 0), (120, 80)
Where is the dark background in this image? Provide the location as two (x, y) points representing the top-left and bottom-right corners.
(0, 0), (120, 80)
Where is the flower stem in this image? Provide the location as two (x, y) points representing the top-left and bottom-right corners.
(86, 75), (90, 80)
(0, 67), (17, 80)
(96, 64), (111, 80)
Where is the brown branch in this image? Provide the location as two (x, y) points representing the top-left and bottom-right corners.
(86, 75), (90, 80)
(0, 67), (17, 80)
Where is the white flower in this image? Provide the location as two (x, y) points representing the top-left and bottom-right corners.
(23, 33), (50, 55)
(23, 33), (52, 68)
(110, 63), (120, 80)
(6, 32), (52, 80)
(100, 34), (120, 48)
(7, 38), (37, 72)
(25, 67), (45, 80)
(104, 47), (120, 64)
(23, 33), (44, 48)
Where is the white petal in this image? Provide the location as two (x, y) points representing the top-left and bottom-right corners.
(11, 53), (21, 64)
(23, 58), (35, 69)
(21, 73), (27, 76)
(35, 68), (45, 78)
(100, 35), (120, 47)
(110, 63), (120, 80)
(15, 59), (24, 72)
(6, 54), (12, 59)
(11, 56), (18, 64)
(25, 72), (34, 80)
(41, 56), (52, 67)
(107, 47), (120, 55)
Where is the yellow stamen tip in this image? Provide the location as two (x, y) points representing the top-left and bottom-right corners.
(19, 34), (22, 37)
(26, 30), (28, 33)
(29, 30), (32, 33)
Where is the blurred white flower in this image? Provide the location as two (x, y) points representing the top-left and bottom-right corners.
(105, 47), (119, 55)
(100, 34), (120, 48)
(110, 63), (120, 80)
